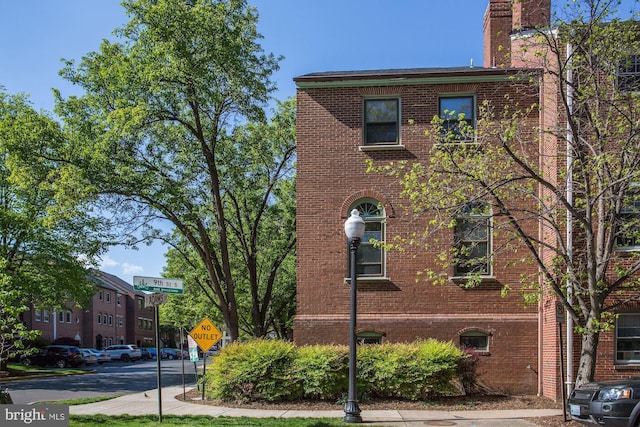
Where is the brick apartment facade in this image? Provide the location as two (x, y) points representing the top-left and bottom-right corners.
(21, 270), (156, 350)
(295, 0), (640, 399)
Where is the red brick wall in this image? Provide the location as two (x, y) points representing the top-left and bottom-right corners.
(483, 0), (512, 68)
(295, 75), (541, 394)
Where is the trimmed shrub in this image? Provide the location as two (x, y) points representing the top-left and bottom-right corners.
(203, 339), (473, 403)
(293, 345), (348, 400)
(206, 339), (300, 402)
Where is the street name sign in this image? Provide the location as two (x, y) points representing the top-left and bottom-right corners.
(133, 276), (184, 294)
(189, 318), (222, 352)
(144, 292), (169, 308)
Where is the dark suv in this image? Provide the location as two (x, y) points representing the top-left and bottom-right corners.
(23, 345), (85, 368)
(568, 377), (640, 426)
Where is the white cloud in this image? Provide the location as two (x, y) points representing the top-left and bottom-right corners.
(122, 262), (144, 275)
(99, 254), (119, 269)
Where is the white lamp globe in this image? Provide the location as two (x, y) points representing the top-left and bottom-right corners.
(344, 209), (366, 240)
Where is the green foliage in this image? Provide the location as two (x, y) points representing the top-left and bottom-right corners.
(293, 345), (348, 400)
(204, 339), (470, 403)
(0, 89), (106, 368)
(207, 339), (300, 402)
(358, 340), (462, 400)
(56, 0), (295, 341)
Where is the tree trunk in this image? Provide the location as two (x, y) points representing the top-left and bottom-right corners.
(575, 329), (599, 388)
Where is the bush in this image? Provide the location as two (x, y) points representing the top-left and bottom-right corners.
(203, 339), (473, 403)
(207, 339), (299, 402)
(293, 345), (348, 400)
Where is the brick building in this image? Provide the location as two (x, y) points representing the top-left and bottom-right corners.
(295, 0), (640, 398)
(21, 269), (156, 350)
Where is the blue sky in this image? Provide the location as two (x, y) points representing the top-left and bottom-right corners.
(1, 0), (636, 284)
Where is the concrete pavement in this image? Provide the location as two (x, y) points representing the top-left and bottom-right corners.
(69, 385), (564, 426)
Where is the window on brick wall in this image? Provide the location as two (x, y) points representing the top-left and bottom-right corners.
(616, 188), (640, 250)
(347, 199), (385, 277)
(43, 310), (49, 323)
(438, 95), (475, 142)
(364, 98), (399, 145)
(35, 309), (41, 322)
(99, 290), (103, 301)
(453, 201), (491, 277)
(66, 311), (71, 323)
(106, 292), (111, 303)
(617, 55), (640, 93)
(357, 331), (383, 344)
(616, 313), (640, 363)
(59, 311), (64, 322)
(97, 313), (102, 325)
(460, 330), (489, 352)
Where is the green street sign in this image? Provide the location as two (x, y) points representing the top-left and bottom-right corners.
(133, 276), (184, 294)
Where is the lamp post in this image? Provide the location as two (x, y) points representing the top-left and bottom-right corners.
(344, 209), (365, 423)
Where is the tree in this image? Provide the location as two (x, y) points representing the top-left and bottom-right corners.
(56, 0), (294, 341)
(370, 0), (640, 387)
(0, 90), (105, 371)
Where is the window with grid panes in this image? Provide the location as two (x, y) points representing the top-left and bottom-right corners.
(347, 200), (385, 277)
(616, 314), (640, 363)
(453, 202), (491, 276)
(364, 99), (399, 145)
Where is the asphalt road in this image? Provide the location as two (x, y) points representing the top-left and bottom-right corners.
(0, 358), (199, 404)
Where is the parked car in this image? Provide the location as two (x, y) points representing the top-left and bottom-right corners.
(22, 345), (84, 368)
(147, 348), (158, 359)
(567, 378), (640, 426)
(103, 344), (142, 362)
(81, 348), (111, 364)
(160, 348), (183, 360)
(140, 348), (151, 360)
(80, 348), (98, 365)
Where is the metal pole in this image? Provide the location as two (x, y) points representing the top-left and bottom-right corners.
(180, 327), (186, 400)
(155, 305), (162, 422)
(344, 237), (362, 423)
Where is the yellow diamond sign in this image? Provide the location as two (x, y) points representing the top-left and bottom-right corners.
(189, 318), (222, 352)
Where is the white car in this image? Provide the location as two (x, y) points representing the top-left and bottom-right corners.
(103, 344), (142, 362)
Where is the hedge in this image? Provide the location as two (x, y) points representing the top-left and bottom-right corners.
(203, 339), (472, 402)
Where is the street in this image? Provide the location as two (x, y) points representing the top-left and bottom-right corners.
(0, 358), (199, 404)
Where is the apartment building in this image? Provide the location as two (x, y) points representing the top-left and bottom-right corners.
(295, 0), (640, 398)
(22, 270), (155, 350)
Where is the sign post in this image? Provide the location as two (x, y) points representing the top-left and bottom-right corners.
(134, 276), (183, 422)
(189, 318), (222, 401)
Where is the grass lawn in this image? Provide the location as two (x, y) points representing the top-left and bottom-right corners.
(70, 415), (350, 426)
(6, 362), (90, 378)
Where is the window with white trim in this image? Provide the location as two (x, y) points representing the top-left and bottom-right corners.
(617, 189), (640, 249)
(616, 313), (640, 363)
(453, 201), (491, 276)
(438, 95), (475, 142)
(460, 330), (489, 352)
(364, 98), (399, 145)
(617, 55), (640, 93)
(348, 200), (385, 277)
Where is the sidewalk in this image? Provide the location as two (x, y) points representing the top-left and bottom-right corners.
(70, 386), (563, 426)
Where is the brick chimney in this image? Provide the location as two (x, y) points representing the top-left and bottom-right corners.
(483, 0), (512, 68)
(512, 0), (551, 30)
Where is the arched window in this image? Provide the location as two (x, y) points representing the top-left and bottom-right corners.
(453, 201), (491, 276)
(349, 199), (385, 277)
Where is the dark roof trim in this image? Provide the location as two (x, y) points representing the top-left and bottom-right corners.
(294, 66), (540, 88)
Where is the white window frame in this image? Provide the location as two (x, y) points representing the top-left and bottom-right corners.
(453, 201), (492, 277)
(460, 330), (490, 352)
(363, 98), (400, 146)
(347, 199), (386, 278)
(616, 313), (640, 364)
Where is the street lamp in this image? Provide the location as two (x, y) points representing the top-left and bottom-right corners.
(343, 208), (365, 423)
